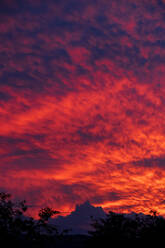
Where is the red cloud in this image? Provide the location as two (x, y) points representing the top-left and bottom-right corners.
(0, 0), (165, 218)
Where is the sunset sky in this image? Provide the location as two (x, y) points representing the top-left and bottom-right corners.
(1, 0), (165, 217)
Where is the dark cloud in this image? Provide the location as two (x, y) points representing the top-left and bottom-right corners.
(49, 201), (106, 234)
(133, 157), (165, 168)
(0, 91), (11, 101)
(91, 191), (121, 205)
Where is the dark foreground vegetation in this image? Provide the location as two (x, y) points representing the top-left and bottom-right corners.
(0, 192), (165, 247)
(88, 210), (165, 247)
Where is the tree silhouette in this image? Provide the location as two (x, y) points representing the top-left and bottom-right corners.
(87, 210), (165, 247)
(39, 207), (60, 222)
(0, 192), (61, 247)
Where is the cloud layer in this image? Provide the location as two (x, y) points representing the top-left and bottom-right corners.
(0, 0), (165, 217)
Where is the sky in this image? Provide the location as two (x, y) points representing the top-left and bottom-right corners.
(0, 0), (165, 217)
